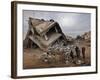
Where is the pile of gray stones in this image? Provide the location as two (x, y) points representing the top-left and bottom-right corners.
(40, 40), (83, 65)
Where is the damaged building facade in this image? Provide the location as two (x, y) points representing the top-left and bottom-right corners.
(24, 17), (67, 51)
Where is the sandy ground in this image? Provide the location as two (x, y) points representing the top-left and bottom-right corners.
(23, 40), (91, 69)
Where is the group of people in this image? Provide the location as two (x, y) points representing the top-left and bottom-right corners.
(70, 46), (86, 60)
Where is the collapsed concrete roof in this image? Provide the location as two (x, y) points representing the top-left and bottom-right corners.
(29, 17), (57, 36)
(24, 17), (67, 51)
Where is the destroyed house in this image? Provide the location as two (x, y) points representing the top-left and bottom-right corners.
(24, 17), (67, 51)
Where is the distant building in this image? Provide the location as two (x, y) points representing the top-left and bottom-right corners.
(81, 31), (91, 41)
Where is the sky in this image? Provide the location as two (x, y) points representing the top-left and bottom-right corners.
(23, 10), (91, 39)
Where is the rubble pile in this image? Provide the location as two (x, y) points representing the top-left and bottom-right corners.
(41, 39), (78, 64)
(48, 40), (71, 54)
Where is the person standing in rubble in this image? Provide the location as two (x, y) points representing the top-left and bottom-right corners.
(70, 50), (76, 63)
(70, 50), (74, 59)
(75, 46), (80, 59)
(82, 47), (85, 59)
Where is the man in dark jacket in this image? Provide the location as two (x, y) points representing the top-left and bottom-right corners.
(75, 46), (80, 59)
(82, 47), (85, 59)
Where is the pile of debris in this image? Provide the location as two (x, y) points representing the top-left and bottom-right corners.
(47, 40), (77, 64)
(41, 40), (82, 65)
